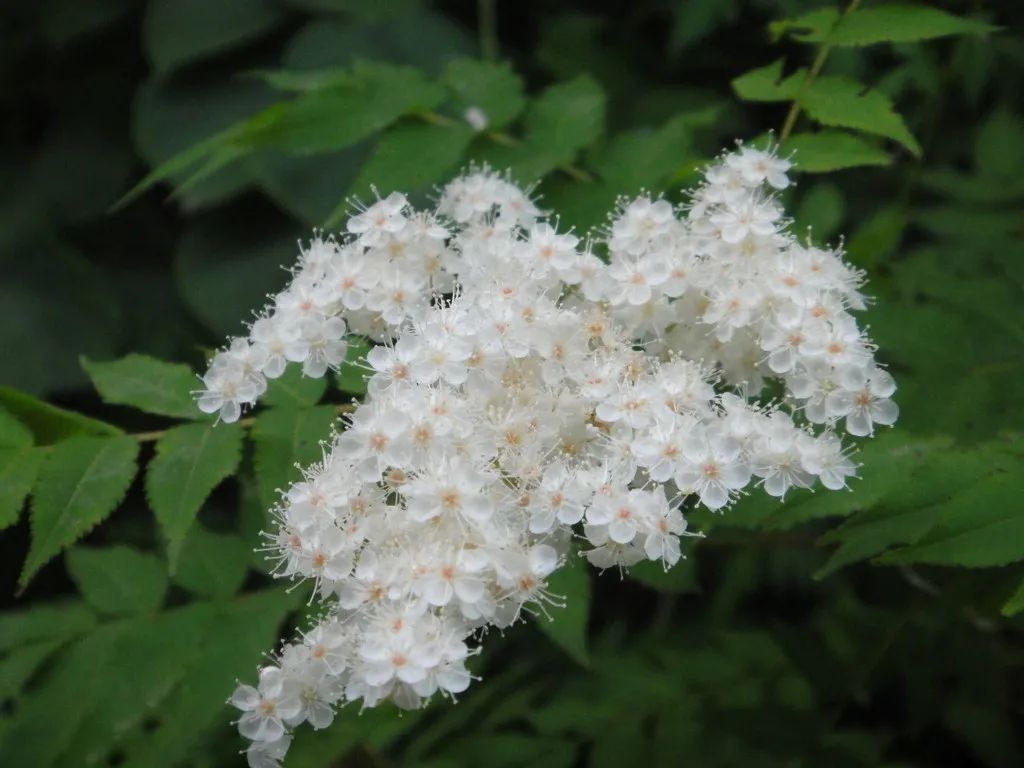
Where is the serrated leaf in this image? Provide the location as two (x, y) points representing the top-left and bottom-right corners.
(143, 0), (284, 76)
(145, 422), (244, 569)
(251, 406), (338, 509)
(263, 366), (329, 408)
(0, 447), (44, 530)
(20, 436), (139, 591)
(65, 545), (168, 615)
(800, 77), (920, 155)
(173, 525), (250, 598)
(442, 58), (526, 130)
(773, 5), (996, 47)
(731, 59), (803, 102)
(342, 120), (474, 209)
(785, 131), (890, 173)
(82, 354), (200, 419)
(536, 554), (591, 666)
(878, 472), (1024, 567)
(628, 556), (699, 595)
(0, 407), (33, 448)
(0, 387), (121, 444)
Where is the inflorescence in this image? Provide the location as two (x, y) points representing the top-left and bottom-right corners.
(198, 144), (897, 767)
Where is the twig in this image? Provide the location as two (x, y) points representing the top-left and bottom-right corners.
(779, 0), (864, 144)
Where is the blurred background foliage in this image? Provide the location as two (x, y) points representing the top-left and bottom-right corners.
(1, 1), (1023, 767)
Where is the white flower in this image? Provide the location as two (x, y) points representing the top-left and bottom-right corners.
(347, 192), (408, 247)
(208, 142), (897, 762)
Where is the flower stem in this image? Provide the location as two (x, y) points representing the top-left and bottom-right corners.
(778, 0), (863, 144)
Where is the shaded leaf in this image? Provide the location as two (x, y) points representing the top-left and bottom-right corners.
(0, 387), (121, 444)
(143, 0), (284, 76)
(536, 554), (591, 666)
(65, 545), (168, 615)
(628, 556), (699, 595)
(264, 366), (329, 409)
(0, 600), (97, 654)
(173, 525), (250, 599)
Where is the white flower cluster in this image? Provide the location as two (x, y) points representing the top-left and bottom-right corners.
(204, 144), (897, 767)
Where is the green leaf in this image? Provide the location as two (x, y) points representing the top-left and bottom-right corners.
(731, 59), (803, 102)
(817, 440), (1021, 576)
(794, 182), (845, 242)
(337, 337), (371, 396)
(522, 75), (606, 171)
(245, 62), (446, 155)
(145, 422), (244, 569)
(0, 618), (131, 767)
(442, 59), (526, 130)
(0, 600), (97, 654)
(0, 407), (33, 448)
(263, 366), (329, 408)
(0, 639), (64, 703)
(0, 387), (121, 444)
(343, 120), (474, 206)
(174, 220), (294, 338)
(119, 589), (297, 768)
(784, 131), (890, 173)
(974, 109), (1024, 180)
(20, 436), (139, 591)
(773, 5), (996, 47)
(0, 447), (43, 530)
(474, 75), (606, 183)
(544, 112), (698, 235)
(628, 556), (699, 595)
(800, 77), (920, 155)
(536, 554), (591, 666)
(845, 206), (907, 269)
(143, 0), (285, 76)
(172, 525), (250, 598)
(65, 545), (168, 615)
(127, 77), (273, 209)
(82, 354), (200, 420)
(1002, 579), (1024, 617)
(878, 472), (1024, 568)
(251, 406), (338, 509)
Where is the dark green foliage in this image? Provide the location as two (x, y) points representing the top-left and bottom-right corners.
(1, 1), (1021, 767)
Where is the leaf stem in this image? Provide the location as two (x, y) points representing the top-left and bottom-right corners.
(130, 404), (356, 444)
(778, 0), (863, 144)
